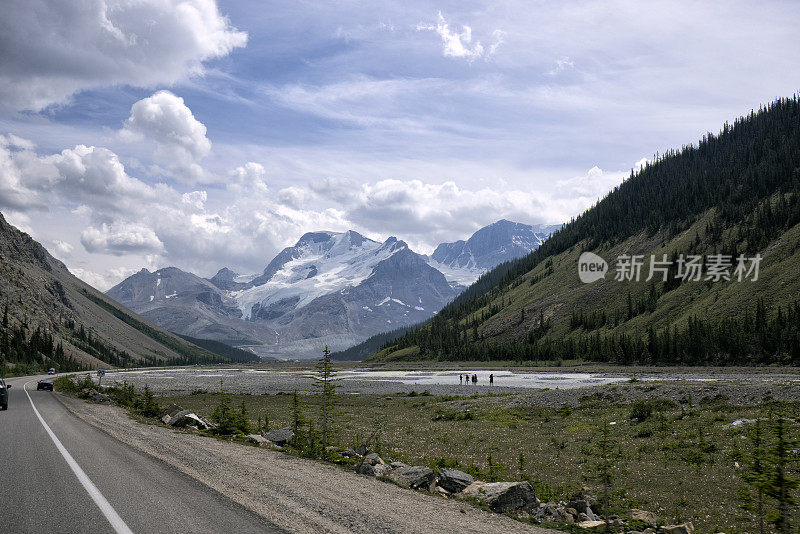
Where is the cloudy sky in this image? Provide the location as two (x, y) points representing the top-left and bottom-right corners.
(1, 0), (798, 289)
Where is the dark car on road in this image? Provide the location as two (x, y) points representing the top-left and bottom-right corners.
(37, 379), (54, 391)
(0, 378), (11, 410)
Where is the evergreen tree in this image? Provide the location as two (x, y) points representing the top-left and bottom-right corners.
(765, 411), (798, 533)
(290, 389), (305, 447)
(312, 346), (340, 454)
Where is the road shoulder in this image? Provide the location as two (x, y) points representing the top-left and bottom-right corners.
(57, 393), (554, 534)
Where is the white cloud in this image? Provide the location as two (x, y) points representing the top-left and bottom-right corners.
(121, 90), (212, 182)
(81, 222), (165, 255)
(0, 0), (247, 111)
(52, 240), (74, 257)
(228, 162), (268, 195)
(50, 145), (160, 213)
(416, 12), (503, 61)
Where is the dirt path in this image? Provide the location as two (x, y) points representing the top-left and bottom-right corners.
(58, 394), (555, 534)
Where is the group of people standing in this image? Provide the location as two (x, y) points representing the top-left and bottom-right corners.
(459, 373), (494, 386)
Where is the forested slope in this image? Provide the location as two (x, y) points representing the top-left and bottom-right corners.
(369, 97), (800, 365)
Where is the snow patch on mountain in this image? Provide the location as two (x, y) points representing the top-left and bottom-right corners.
(233, 231), (406, 319)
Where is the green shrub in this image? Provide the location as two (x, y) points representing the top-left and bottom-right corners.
(134, 385), (161, 417)
(54, 375), (81, 393)
(629, 400), (654, 422)
(110, 381), (137, 407)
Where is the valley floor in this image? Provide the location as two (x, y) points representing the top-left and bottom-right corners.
(71, 365), (800, 532)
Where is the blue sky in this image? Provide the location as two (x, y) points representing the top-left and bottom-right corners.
(1, 0), (799, 289)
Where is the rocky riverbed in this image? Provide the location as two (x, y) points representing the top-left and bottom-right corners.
(100, 366), (800, 406)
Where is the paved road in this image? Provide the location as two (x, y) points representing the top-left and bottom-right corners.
(0, 375), (282, 533)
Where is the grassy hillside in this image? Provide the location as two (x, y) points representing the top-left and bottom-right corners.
(0, 212), (230, 376)
(370, 97), (800, 365)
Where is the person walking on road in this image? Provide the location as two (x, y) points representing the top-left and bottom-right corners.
(459, 374), (463, 385)
(489, 374), (494, 386)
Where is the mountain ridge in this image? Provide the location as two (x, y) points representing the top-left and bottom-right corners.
(107, 219), (555, 359)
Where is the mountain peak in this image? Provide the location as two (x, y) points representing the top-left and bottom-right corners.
(429, 219), (558, 286)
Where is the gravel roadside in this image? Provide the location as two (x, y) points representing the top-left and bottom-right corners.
(57, 394), (555, 534)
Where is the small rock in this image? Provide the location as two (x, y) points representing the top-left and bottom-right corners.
(578, 520), (606, 528)
(436, 486), (450, 497)
(662, 523), (695, 534)
(569, 500), (596, 519)
(722, 418), (756, 429)
(631, 509), (659, 525)
(390, 461), (409, 469)
(458, 481), (538, 513)
(356, 462), (377, 476)
(355, 445), (369, 456)
(438, 468), (474, 494)
(373, 464), (391, 477)
(261, 427), (294, 446)
(356, 462), (390, 477)
(245, 434), (269, 445)
(558, 509), (575, 523)
(364, 452), (385, 465)
(389, 466), (436, 490)
(91, 392), (111, 403)
(340, 448), (358, 458)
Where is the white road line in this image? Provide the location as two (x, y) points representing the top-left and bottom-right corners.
(24, 381), (135, 534)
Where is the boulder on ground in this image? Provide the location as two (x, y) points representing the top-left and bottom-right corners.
(261, 427), (294, 445)
(662, 523), (694, 534)
(374, 464), (391, 477)
(169, 410), (211, 430)
(389, 466), (436, 490)
(578, 520), (606, 528)
(390, 461), (409, 469)
(356, 462), (376, 476)
(458, 481), (538, 513)
(631, 509), (659, 525)
(356, 462), (391, 477)
(437, 468), (474, 494)
(159, 404), (184, 424)
(340, 448), (358, 458)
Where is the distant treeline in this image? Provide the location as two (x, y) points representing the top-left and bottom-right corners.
(176, 334), (259, 363)
(331, 325), (418, 361)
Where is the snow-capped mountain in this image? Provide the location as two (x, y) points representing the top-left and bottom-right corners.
(429, 220), (561, 286)
(106, 220), (558, 359)
(236, 230), (401, 320)
(106, 267), (264, 346)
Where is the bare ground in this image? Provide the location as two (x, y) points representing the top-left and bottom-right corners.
(57, 394), (555, 534)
